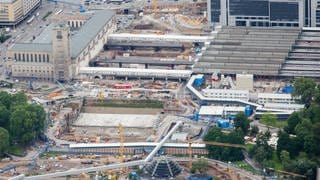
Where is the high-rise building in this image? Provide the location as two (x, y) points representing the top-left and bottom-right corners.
(208, 0), (306, 27)
(0, 0), (41, 26)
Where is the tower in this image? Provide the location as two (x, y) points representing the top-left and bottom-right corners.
(52, 23), (72, 82)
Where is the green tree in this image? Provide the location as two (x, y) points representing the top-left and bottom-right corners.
(191, 158), (209, 174)
(0, 91), (12, 109)
(292, 77), (316, 107)
(251, 131), (273, 167)
(204, 127), (244, 161)
(260, 113), (277, 126)
(280, 150), (290, 168)
(277, 131), (303, 158)
(0, 104), (10, 128)
(234, 112), (250, 134)
(0, 127), (9, 157)
(11, 92), (27, 106)
(284, 112), (301, 134)
(250, 125), (259, 136)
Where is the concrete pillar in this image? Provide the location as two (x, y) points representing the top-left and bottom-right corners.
(152, 77), (154, 81)
(112, 76), (115, 80)
(125, 76), (128, 81)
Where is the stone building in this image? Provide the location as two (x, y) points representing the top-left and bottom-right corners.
(6, 10), (116, 81)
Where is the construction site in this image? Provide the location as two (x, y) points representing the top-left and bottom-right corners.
(2, 0), (320, 179)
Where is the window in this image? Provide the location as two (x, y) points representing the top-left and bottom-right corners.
(14, 53), (17, 60)
(35, 54), (37, 62)
(22, 54), (25, 62)
(39, 54), (41, 62)
(47, 54), (49, 62)
(26, 54), (29, 62)
(31, 54), (33, 62)
(43, 54), (46, 62)
(18, 54), (21, 61)
(57, 31), (63, 39)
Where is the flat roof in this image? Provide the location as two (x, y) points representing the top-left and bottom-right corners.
(199, 106), (245, 115)
(69, 142), (205, 148)
(202, 88), (249, 94)
(79, 67), (192, 78)
(71, 10), (115, 58)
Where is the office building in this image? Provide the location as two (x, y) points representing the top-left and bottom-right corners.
(208, 0), (305, 27)
(0, 0), (41, 26)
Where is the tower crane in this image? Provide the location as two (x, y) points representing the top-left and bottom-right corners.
(153, 0), (158, 16)
(118, 123), (124, 163)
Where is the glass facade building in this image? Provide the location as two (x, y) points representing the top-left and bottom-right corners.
(208, 0), (306, 27)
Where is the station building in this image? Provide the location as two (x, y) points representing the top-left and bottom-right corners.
(0, 0), (41, 26)
(5, 10), (116, 82)
(208, 0), (309, 27)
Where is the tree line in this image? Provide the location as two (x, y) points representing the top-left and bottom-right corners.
(204, 77), (320, 179)
(0, 91), (46, 157)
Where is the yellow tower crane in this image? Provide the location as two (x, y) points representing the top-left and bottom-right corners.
(153, 0), (158, 16)
(118, 123), (124, 163)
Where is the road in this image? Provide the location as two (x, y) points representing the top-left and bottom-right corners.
(250, 120), (280, 134)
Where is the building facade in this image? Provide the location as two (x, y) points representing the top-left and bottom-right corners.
(6, 10), (116, 82)
(201, 89), (249, 101)
(0, 0), (41, 26)
(208, 0), (306, 27)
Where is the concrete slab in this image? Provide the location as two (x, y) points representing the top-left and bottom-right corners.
(74, 113), (157, 128)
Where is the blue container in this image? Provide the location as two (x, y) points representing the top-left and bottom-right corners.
(188, 175), (213, 180)
(217, 119), (230, 128)
(245, 105), (252, 117)
(193, 77), (205, 87)
(282, 85), (294, 94)
(193, 111), (199, 121)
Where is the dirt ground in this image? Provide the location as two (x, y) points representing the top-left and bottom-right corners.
(82, 107), (162, 115)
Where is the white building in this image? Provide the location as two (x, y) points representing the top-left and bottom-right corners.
(257, 93), (296, 104)
(202, 89), (249, 102)
(199, 106), (245, 117)
(236, 74), (253, 91)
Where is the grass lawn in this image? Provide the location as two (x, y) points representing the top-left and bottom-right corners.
(259, 119), (287, 128)
(94, 99), (164, 109)
(232, 161), (259, 174)
(8, 145), (25, 157)
(266, 152), (283, 170)
(245, 144), (254, 152)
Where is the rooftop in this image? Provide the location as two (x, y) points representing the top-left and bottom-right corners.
(71, 10), (115, 58)
(9, 10), (115, 57)
(10, 43), (52, 53)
